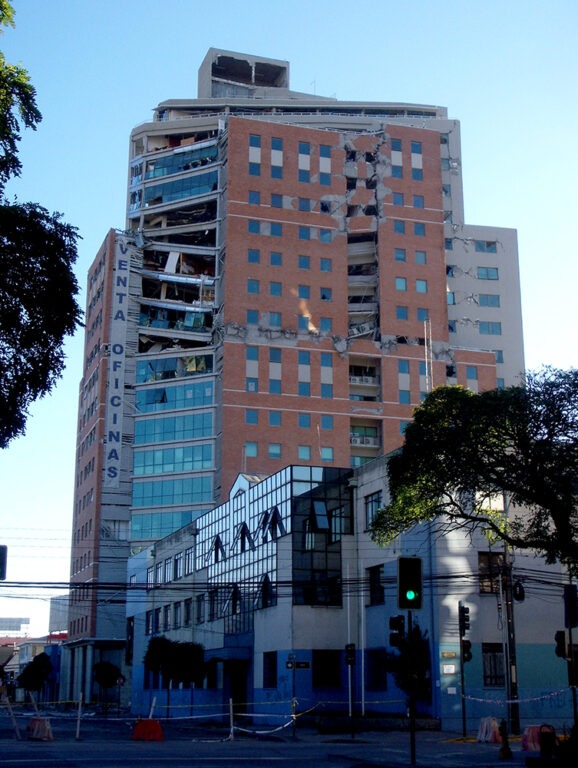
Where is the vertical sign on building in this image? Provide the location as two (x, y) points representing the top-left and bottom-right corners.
(104, 235), (130, 487)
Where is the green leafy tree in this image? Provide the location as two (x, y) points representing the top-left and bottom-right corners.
(0, 2), (82, 447)
(93, 660), (124, 689)
(17, 651), (52, 692)
(371, 368), (578, 570)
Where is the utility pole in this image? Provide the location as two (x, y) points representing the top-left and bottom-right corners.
(503, 552), (520, 734)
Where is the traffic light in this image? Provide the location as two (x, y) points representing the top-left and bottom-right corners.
(563, 584), (578, 629)
(461, 639), (472, 663)
(398, 557), (422, 609)
(345, 643), (356, 666)
(389, 614), (405, 648)
(458, 603), (470, 637)
(555, 630), (567, 659)
(0, 545), (6, 581)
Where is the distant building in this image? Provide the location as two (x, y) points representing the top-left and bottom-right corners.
(64, 49), (524, 704)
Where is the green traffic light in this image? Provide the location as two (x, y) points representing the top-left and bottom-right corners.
(406, 589), (417, 601)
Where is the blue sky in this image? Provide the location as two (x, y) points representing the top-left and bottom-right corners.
(1, 0), (577, 635)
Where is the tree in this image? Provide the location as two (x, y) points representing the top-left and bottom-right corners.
(0, 2), (82, 447)
(17, 651), (52, 692)
(389, 622), (432, 704)
(371, 368), (578, 570)
(93, 660), (124, 690)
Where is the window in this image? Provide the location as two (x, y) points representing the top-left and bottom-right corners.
(394, 248), (406, 262)
(391, 138), (402, 151)
(398, 359), (410, 374)
(391, 165), (403, 178)
(395, 277), (407, 291)
(268, 443), (281, 459)
(248, 220), (260, 234)
(270, 281), (282, 296)
(364, 491), (382, 528)
(482, 643), (505, 687)
(447, 291), (455, 305)
(497, 378), (505, 389)
(298, 169), (310, 183)
(320, 200), (331, 214)
(320, 287), (332, 301)
(320, 144), (331, 158)
(445, 238), (453, 250)
(321, 414), (333, 430)
(269, 312), (282, 327)
(298, 315), (309, 330)
(269, 348), (281, 363)
(399, 390), (411, 404)
(320, 447), (333, 462)
(263, 651), (277, 689)
(478, 551), (506, 594)
(298, 445), (311, 460)
(394, 220), (405, 234)
(271, 165), (282, 179)
(174, 552), (183, 580)
(414, 222), (425, 236)
(321, 383), (333, 398)
(368, 564), (385, 605)
(411, 141), (422, 154)
(400, 420), (411, 434)
(270, 193), (282, 207)
(298, 285), (310, 299)
(319, 172), (331, 186)
(246, 346), (258, 361)
(479, 321), (502, 335)
(247, 278), (259, 294)
(448, 320), (456, 333)
(269, 379), (281, 394)
(196, 594), (205, 625)
(416, 279), (428, 293)
(479, 293), (500, 307)
(494, 350), (504, 364)
(396, 305), (408, 320)
(185, 546), (194, 575)
(246, 309), (258, 325)
(270, 251), (282, 266)
(269, 411), (281, 427)
(393, 192), (404, 206)
(270, 222), (282, 237)
(415, 250), (427, 264)
(298, 141), (310, 155)
(320, 352), (332, 367)
(299, 226), (311, 240)
(294, 414), (310, 432)
(417, 308), (429, 321)
(244, 442), (257, 458)
(298, 382), (310, 396)
(298, 255), (310, 270)
(312, 650), (341, 689)
(477, 266), (499, 280)
(475, 240), (498, 253)
(271, 137), (283, 151)
(298, 197), (311, 211)
(184, 598), (192, 626)
(173, 601), (182, 629)
(246, 409), (258, 425)
(320, 258), (332, 272)
(249, 134), (261, 148)
(249, 163), (260, 176)
(248, 248), (260, 264)
(411, 168), (423, 181)
(246, 378), (258, 393)
(320, 229), (332, 243)
(466, 366), (478, 380)
(413, 195), (424, 208)
(249, 190), (260, 205)
(320, 317), (332, 333)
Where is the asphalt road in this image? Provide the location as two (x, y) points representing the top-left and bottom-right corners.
(0, 713), (535, 768)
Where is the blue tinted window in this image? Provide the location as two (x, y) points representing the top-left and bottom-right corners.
(247, 309), (258, 324)
(299, 413), (311, 428)
(247, 278), (259, 294)
(394, 220), (405, 233)
(319, 173), (331, 186)
(395, 277), (407, 291)
(321, 383), (333, 398)
(320, 230), (332, 243)
(320, 144), (331, 158)
(246, 346), (258, 361)
(248, 220), (260, 234)
(246, 409), (258, 425)
(269, 348), (281, 363)
(411, 141), (422, 154)
(298, 351), (310, 365)
(398, 360), (410, 374)
(393, 192), (404, 206)
(414, 222), (425, 236)
(415, 250), (426, 264)
(391, 166), (403, 178)
(417, 308), (429, 321)
(249, 190), (260, 205)
(298, 382), (310, 396)
(394, 248), (406, 262)
(413, 195), (424, 208)
(298, 142), (310, 155)
(270, 251), (282, 266)
(391, 138), (402, 151)
(270, 281), (282, 296)
(298, 197), (311, 211)
(271, 193), (282, 207)
(399, 390), (411, 405)
(412, 168), (423, 181)
(271, 222), (282, 237)
(250, 135), (261, 148)
(320, 258), (332, 272)
(248, 248), (260, 263)
(298, 285), (310, 299)
(299, 226), (311, 240)
(320, 317), (332, 333)
(271, 165), (283, 179)
(269, 312), (282, 327)
(396, 305), (408, 320)
(321, 415), (333, 430)
(299, 255), (310, 270)
(271, 137), (283, 150)
(320, 353), (332, 367)
(249, 163), (260, 176)
(479, 293), (500, 307)
(269, 379), (281, 394)
(298, 169), (310, 183)
(269, 411), (281, 426)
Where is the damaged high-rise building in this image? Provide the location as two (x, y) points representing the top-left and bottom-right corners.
(63, 49), (524, 700)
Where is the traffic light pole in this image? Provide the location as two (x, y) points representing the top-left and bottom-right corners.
(460, 638), (466, 738)
(407, 610), (416, 767)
